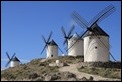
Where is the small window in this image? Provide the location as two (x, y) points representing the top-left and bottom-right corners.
(51, 55), (53, 57)
(95, 46), (97, 49)
(89, 37), (92, 39)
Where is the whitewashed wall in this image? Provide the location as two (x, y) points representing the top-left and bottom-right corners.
(84, 36), (109, 62)
(68, 38), (84, 56)
(10, 61), (20, 67)
(47, 45), (58, 58)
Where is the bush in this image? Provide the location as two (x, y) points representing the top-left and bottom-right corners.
(28, 73), (39, 79)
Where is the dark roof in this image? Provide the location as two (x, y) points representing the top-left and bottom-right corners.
(83, 24), (109, 37)
(11, 56), (20, 62)
(49, 40), (58, 46)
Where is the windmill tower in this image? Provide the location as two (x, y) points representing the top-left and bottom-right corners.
(47, 40), (58, 58)
(10, 56), (20, 67)
(61, 25), (83, 56)
(6, 52), (20, 67)
(71, 4), (116, 62)
(41, 31), (63, 58)
(83, 24), (109, 62)
(68, 33), (84, 56)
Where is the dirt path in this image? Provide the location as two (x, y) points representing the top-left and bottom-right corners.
(59, 64), (120, 81)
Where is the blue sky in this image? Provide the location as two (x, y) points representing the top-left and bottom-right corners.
(1, 1), (121, 69)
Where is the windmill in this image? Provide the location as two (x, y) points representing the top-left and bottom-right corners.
(41, 31), (63, 58)
(61, 25), (83, 56)
(69, 4), (116, 62)
(6, 52), (21, 67)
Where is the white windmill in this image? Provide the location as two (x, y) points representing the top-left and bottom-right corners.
(68, 33), (84, 56)
(61, 25), (83, 56)
(6, 52), (21, 67)
(83, 24), (110, 62)
(41, 31), (63, 58)
(71, 4), (116, 62)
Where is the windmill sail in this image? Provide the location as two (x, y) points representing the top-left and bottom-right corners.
(41, 31), (52, 55)
(89, 4), (116, 27)
(69, 4), (116, 61)
(5, 52), (16, 67)
(41, 31), (63, 58)
(61, 25), (75, 45)
(5, 52), (21, 67)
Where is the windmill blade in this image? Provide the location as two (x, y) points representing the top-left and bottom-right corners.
(75, 32), (79, 37)
(58, 46), (64, 54)
(73, 10), (112, 49)
(76, 31), (84, 37)
(109, 52), (117, 61)
(42, 35), (47, 44)
(69, 11), (99, 52)
(41, 44), (47, 55)
(67, 25), (75, 37)
(72, 11), (88, 29)
(89, 4), (116, 27)
(61, 26), (67, 38)
(47, 31), (53, 43)
(75, 32), (81, 38)
(63, 39), (67, 45)
(11, 53), (16, 60)
(5, 61), (11, 67)
(6, 52), (10, 60)
(79, 31), (85, 37)
(72, 11), (89, 26)
(71, 6), (115, 61)
(66, 29), (88, 52)
(61, 26), (68, 45)
(61, 25), (74, 45)
(5, 52), (15, 67)
(72, 10), (112, 52)
(41, 31), (52, 55)
(61, 25), (74, 46)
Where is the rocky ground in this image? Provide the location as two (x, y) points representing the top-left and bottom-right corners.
(1, 56), (121, 81)
(59, 63), (121, 81)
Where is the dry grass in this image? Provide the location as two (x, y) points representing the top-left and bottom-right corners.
(1, 56), (121, 81)
(78, 66), (121, 79)
(1, 56), (83, 81)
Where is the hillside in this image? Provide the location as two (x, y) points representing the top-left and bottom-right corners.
(1, 56), (121, 81)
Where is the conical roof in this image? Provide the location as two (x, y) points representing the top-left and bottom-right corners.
(83, 24), (109, 37)
(71, 33), (79, 39)
(11, 56), (20, 62)
(70, 33), (83, 40)
(49, 39), (58, 46)
(73, 33), (79, 38)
